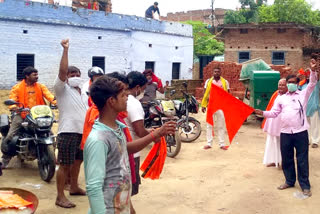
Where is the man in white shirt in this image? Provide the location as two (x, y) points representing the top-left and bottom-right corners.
(54, 39), (87, 208)
(124, 71), (148, 197)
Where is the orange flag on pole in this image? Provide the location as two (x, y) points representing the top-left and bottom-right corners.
(206, 84), (254, 145)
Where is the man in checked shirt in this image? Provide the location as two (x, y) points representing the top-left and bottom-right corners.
(255, 59), (319, 197)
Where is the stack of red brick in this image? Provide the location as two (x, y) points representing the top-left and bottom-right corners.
(195, 61), (293, 101)
(270, 65), (292, 79)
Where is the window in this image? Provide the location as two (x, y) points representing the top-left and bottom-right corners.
(238, 52), (250, 63)
(277, 28), (286, 33)
(17, 54), (34, 81)
(272, 52), (285, 65)
(172, 63), (181, 79)
(92, 56), (105, 72)
(240, 29), (248, 34)
(145, 61), (155, 73)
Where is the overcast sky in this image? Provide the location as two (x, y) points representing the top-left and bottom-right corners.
(113, 0), (320, 17)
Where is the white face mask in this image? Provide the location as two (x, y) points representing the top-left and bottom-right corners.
(136, 92), (144, 100)
(68, 77), (85, 88)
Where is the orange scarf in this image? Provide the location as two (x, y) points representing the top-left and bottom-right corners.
(81, 104), (99, 150)
(261, 90), (279, 129)
(299, 79), (307, 87)
(298, 68), (310, 87)
(17, 80), (44, 118)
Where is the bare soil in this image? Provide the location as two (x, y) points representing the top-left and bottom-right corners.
(1, 90), (320, 214)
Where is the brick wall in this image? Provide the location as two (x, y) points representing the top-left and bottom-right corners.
(223, 26), (320, 73)
(198, 61), (293, 100)
(161, 8), (226, 27)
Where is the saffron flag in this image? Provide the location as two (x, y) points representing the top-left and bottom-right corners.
(140, 137), (167, 179)
(206, 84), (254, 144)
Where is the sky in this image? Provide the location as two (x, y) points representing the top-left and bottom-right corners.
(112, 0), (320, 17)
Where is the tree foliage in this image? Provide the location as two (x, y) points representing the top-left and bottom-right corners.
(224, 0), (267, 24)
(259, 0), (320, 26)
(224, 0), (320, 26)
(224, 10), (247, 24)
(183, 21), (224, 56)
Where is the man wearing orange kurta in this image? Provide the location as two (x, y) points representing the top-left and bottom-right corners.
(1, 66), (56, 169)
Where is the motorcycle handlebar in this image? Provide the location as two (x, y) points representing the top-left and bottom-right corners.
(11, 108), (30, 114)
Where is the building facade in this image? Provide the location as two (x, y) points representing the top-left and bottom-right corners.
(0, 0), (193, 89)
(161, 8), (227, 27)
(221, 23), (320, 72)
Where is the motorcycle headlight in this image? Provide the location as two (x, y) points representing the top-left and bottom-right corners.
(36, 118), (52, 127)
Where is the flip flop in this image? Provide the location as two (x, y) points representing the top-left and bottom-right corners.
(203, 145), (212, 150)
(55, 200), (76, 208)
(302, 189), (312, 197)
(70, 191), (86, 196)
(277, 183), (294, 190)
(220, 146), (229, 150)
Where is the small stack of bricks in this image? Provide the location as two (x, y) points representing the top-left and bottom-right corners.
(270, 65), (292, 78)
(196, 61), (293, 101)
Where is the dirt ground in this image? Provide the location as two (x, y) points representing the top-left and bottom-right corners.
(1, 89), (320, 214)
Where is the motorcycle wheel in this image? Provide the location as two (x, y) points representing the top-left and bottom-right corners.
(166, 131), (181, 158)
(38, 145), (56, 182)
(178, 117), (201, 143)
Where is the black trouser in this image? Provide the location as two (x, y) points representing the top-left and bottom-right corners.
(280, 130), (310, 190)
(1, 115), (23, 157)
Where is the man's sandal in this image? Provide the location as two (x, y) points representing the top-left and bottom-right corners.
(277, 183), (294, 190)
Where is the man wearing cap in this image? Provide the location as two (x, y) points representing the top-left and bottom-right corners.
(145, 2), (160, 19)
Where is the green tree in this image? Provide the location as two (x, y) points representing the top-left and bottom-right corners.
(224, 10), (247, 24)
(183, 21), (224, 56)
(259, 0), (320, 26)
(224, 0), (267, 24)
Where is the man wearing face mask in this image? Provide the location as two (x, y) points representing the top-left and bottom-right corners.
(125, 71), (148, 200)
(254, 59), (318, 197)
(1, 66), (56, 169)
(54, 39), (87, 208)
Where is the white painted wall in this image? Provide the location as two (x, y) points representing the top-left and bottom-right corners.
(0, 20), (131, 88)
(130, 31), (193, 84)
(0, 0), (193, 89)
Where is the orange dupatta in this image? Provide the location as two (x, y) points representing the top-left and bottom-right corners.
(261, 90), (279, 129)
(80, 104), (99, 150)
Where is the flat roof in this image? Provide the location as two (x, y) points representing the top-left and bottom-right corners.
(0, 0), (193, 37)
(219, 22), (320, 31)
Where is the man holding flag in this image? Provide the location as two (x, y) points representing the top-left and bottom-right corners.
(254, 59), (318, 197)
(201, 67), (230, 150)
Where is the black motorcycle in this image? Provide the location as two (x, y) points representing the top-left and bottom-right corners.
(0, 100), (56, 182)
(173, 82), (202, 143)
(144, 99), (181, 158)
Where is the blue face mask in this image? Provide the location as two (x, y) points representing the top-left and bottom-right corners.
(287, 83), (298, 92)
